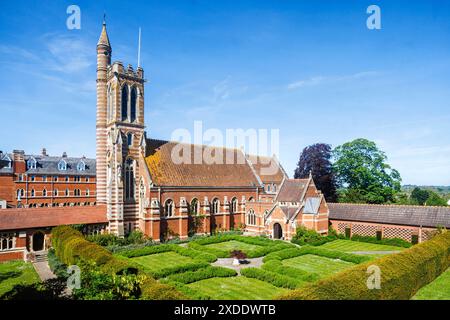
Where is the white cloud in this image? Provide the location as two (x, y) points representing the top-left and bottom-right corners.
(287, 71), (380, 90)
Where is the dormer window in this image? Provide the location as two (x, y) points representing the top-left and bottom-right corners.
(2, 154), (12, 168)
(77, 160), (86, 171)
(27, 157), (36, 170)
(58, 160), (67, 171)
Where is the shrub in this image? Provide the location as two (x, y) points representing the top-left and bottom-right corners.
(164, 266), (237, 284)
(241, 267), (305, 289)
(348, 234), (412, 248)
(162, 281), (211, 300)
(291, 226), (340, 246)
(150, 261), (209, 279)
(47, 248), (69, 279)
(277, 231), (450, 300)
(140, 280), (187, 300)
(51, 226), (185, 300)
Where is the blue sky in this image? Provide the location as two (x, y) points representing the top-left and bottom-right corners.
(0, 0), (449, 185)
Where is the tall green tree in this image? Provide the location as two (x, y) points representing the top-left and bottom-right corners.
(332, 138), (401, 204)
(410, 187), (430, 205)
(425, 191), (448, 206)
(294, 143), (337, 202)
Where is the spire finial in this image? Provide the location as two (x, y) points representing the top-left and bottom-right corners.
(103, 12), (106, 25)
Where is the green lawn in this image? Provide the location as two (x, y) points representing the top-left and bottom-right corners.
(131, 251), (195, 273)
(412, 268), (450, 300)
(187, 276), (289, 300)
(0, 260), (40, 297)
(282, 254), (354, 278)
(320, 240), (403, 252)
(204, 240), (262, 252)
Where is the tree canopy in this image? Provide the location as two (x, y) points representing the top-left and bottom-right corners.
(332, 138), (401, 204)
(294, 143), (337, 202)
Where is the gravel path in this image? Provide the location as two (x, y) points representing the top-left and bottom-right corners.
(33, 261), (56, 281)
(212, 257), (264, 275)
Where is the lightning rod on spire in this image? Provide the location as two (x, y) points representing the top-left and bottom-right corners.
(137, 27), (142, 68)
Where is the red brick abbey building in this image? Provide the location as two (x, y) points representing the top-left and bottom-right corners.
(1, 20), (449, 262)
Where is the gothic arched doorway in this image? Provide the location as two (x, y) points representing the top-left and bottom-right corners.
(273, 223), (283, 240)
(32, 231), (45, 251)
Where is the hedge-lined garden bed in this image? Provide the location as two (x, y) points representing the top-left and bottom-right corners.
(263, 245), (372, 264)
(51, 226), (186, 300)
(277, 231), (450, 300)
(187, 234), (295, 258)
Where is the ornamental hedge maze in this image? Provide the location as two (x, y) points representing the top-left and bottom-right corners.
(2, 226), (449, 300)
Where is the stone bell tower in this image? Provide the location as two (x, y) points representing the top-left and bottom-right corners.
(96, 20), (146, 236)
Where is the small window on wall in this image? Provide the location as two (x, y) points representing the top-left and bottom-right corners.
(0, 233), (15, 251)
(164, 199), (174, 217)
(42, 189), (47, 197)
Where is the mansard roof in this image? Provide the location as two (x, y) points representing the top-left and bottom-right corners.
(275, 178), (309, 202)
(144, 139), (262, 188)
(328, 203), (450, 228)
(246, 155), (287, 185)
(0, 153), (95, 176)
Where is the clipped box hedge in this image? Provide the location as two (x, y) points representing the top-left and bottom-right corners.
(241, 267), (306, 289)
(163, 266), (237, 284)
(263, 245), (371, 264)
(277, 231), (450, 300)
(187, 234), (294, 258)
(118, 243), (217, 263)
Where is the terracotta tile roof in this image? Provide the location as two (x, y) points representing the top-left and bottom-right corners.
(328, 203), (450, 228)
(280, 206), (300, 220)
(0, 205), (108, 231)
(145, 139), (261, 187)
(275, 179), (309, 202)
(246, 155), (287, 185)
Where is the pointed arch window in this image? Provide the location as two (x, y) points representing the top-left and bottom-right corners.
(247, 209), (256, 226)
(125, 158), (135, 200)
(42, 189), (47, 197)
(190, 198), (199, 215)
(164, 199), (174, 217)
(230, 197), (238, 214)
(130, 86), (137, 122)
(27, 157), (36, 170)
(121, 85), (128, 121)
(211, 198), (220, 214)
(31, 189), (35, 197)
(107, 85), (113, 122)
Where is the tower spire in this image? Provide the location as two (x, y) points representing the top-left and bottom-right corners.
(97, 15), (111, 48)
